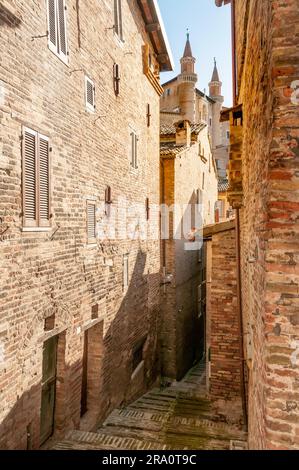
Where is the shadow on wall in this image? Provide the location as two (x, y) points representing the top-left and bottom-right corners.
(161, 189), (205, 381)
(0, 3), (22, 27)
(0, 248), (161, 449)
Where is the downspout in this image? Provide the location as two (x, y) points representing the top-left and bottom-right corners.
(235, 207), (248, 430)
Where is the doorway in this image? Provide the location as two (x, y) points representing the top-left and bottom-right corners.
(40, 336), (58, 445)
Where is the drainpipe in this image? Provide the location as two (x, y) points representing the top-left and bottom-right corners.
(235, 207), (248, 430)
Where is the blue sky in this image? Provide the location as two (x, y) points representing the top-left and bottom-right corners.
(158, 0), (233, 107)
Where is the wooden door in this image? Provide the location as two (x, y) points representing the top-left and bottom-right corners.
(80, 330), (88, 417)
(40, 336), (58, 445)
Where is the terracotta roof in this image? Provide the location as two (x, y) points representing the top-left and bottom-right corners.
(160, 123), (206, 136)
(211, 59), (220, 82)
(218, 179), (229, 192)
(160, 143), (189, 156)
(183, 33), (193, 58)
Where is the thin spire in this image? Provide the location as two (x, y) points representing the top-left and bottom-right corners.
(211, 58), (220, 82)
(183, 29), (193, 58)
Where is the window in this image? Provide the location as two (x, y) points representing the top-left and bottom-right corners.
(47, 0), (68, 64)
(123, 254), (129, 291)
(114, 0), (123, 41)
(130, 131), (138, 169)
(226, 130), (230, 139)
(166, 88), (171, 96)
(209, 118), (212, 126)
(87, 201), (96, 243)
(202, 173), (205, 190)
(22, 128), (50, 229)
(85, 76), (95, 112)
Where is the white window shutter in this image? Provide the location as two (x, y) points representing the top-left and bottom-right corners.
(57, 0), (68, 60)
(85, 77), (95, 112)
(23, 129), (37, 227)
(47, 0), (57, 52)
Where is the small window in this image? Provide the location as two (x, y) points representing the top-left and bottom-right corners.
(85, 76), (95, 112)
(87, 201), (96, 243)
(22, 128), (51, 228)
(123, 254), (129, 291)
(166, 88), (171, 96)
(114, 0), (123, 41)
(202, 173), (205, 190)
(47, 0), (68, 64)
(226, 130), (230, 139)
(130, 131), (138, 169)
(209, 118), (212, 126)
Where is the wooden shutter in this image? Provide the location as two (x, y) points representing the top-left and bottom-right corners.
(85, 77), (95, 111)
(23, 129), (50, 228)
(39, 135), (50, 226)
(87, 202), (96, 242)
(47, 0), (57, 50)
(23, 129), (37, 227)
(57, 0), (67, 59)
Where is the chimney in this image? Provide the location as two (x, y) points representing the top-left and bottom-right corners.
(175, 120), (191, 147)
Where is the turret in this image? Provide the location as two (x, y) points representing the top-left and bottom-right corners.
(209, 58), (224, 103)
(177, 31), (198, 123)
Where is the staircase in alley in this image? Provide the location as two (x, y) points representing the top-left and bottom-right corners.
(54, 363), (247, 450)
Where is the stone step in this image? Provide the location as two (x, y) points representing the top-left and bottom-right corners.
(53, 430), (181, 451)
(104, 408), (246, 442)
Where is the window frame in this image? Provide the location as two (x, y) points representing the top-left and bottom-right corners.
(47, 0), (69, 65)
(22, 126), (51, 230)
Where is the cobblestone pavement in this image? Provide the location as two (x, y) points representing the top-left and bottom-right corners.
(54, 362), (248, 450)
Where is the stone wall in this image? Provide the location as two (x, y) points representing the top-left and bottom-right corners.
(0, 0), (163, 449)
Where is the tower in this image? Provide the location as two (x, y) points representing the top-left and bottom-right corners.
(177, 31), (198, 123)
(209, 58), (224, 104)
(209, 59), (224, 150)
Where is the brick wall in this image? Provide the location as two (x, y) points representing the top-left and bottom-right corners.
(160, 129), (218, 380)
(0, 0), (163, 449)
(207, 224), (241, 399)
(233, 0), (299, 450)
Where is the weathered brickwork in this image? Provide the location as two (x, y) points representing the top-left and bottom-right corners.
(230, 0), (299, 450)
(160, 124), (218, 380)
(0, 0), (170, 449)
(206, 224), (241, 400)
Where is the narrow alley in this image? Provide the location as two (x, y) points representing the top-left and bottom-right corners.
(54, 363), (247, 450)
